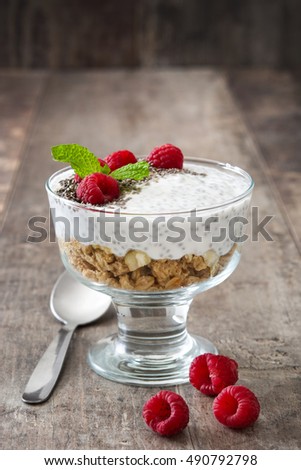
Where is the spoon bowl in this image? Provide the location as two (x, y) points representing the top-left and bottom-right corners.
(22, 271), (111, 404)
(50, 270), (112, 326)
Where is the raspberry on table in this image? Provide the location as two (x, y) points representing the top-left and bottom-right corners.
(147, 143), (184, 169)
(76, 172), (119, 205)
(142, 390), (189, 437)
(189, 353), (238, 396)
(213, 385), (260, 429)
(105, 149), (137, 171)
(74, 158), (107, 183)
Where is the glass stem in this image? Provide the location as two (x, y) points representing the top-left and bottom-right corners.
(113, 300), (193, 357)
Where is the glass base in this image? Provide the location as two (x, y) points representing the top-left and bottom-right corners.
(87, 333), (218, 386)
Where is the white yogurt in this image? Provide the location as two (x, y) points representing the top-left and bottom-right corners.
(47, 160), (253, 259)
(107, 164), (249, 213)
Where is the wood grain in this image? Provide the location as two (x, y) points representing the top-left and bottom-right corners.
(0, 71), (47, 224)
(0, 69), (300, 450)
(228, 69), (301, 251)
(1, 0), (301, 68)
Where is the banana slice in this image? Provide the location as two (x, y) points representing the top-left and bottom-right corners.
(203, 249), (219, 275)
(124, 250), (151, 271)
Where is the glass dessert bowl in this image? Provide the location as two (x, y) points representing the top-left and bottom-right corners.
(46, 157), (254, 386)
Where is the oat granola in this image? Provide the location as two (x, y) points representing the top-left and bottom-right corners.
(60, 240), (237, 291)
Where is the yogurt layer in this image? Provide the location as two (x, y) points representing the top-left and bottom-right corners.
(47, 161), (253, 260)
(107, 164), (250, 213)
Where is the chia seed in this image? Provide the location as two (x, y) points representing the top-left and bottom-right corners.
(54, 166), (207, 208)
(56, 177), (80, 203)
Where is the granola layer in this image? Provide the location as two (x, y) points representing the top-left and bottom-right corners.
(60, 240), (237, 291)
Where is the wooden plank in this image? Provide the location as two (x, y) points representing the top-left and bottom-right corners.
(283, 0), (301, 68)
(1, 0), (297, 68)
(0, 70), (300, 450)
(227, 69), (301, 250)
(0, 70), (47, 223)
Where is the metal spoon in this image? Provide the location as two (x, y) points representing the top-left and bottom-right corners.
(22, 271), (112, 404)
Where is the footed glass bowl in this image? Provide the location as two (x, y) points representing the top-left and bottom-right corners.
(46, 158), (254, 386)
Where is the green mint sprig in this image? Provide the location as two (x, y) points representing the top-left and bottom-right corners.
(51, 144), (110, 178)
(51, 143), (149, 181)
(110, 161), (149, 181)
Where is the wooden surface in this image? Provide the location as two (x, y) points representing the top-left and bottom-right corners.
(0, 68), (300, 450)
(1, 0), (301, 69)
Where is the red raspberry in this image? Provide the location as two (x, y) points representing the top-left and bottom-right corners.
(147, 144), (184, 169)
(189, 353), (238, 396)
(142, 390), (189, 437)
(105, 149), (137, 171)
(74, 158), (106, 183)
(213, 385), (260, 429)
(76, 172), (119, 205)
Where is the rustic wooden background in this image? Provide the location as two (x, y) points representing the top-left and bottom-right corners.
(1, 0), (301, 454)
(1, 0), (301, 69)
(0, 68), (301, 450)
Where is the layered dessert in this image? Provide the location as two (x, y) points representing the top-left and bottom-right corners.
(47, 144), (253, 291)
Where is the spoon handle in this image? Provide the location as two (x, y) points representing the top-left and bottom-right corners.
(22, 324), (77, 404)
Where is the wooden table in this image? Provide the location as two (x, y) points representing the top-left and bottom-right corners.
(1, 69), (300, 450)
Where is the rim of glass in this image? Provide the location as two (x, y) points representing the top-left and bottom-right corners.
(45, 157), (254, 216)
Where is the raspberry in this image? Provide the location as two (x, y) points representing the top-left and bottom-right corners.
(74, 158), (106, 183)
(147, 144), (184, 169)
(76, 172), (119, 205)
(142, 390), (189, 437)
(105, 149), (137, 171)
(189, 353), (238, 396)
(213, 385), (260, 429)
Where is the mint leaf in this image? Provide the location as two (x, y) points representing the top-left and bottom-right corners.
(52, 144), (102, 178)
(99, 162), (111, 175)
(110, 161), (149, 181)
